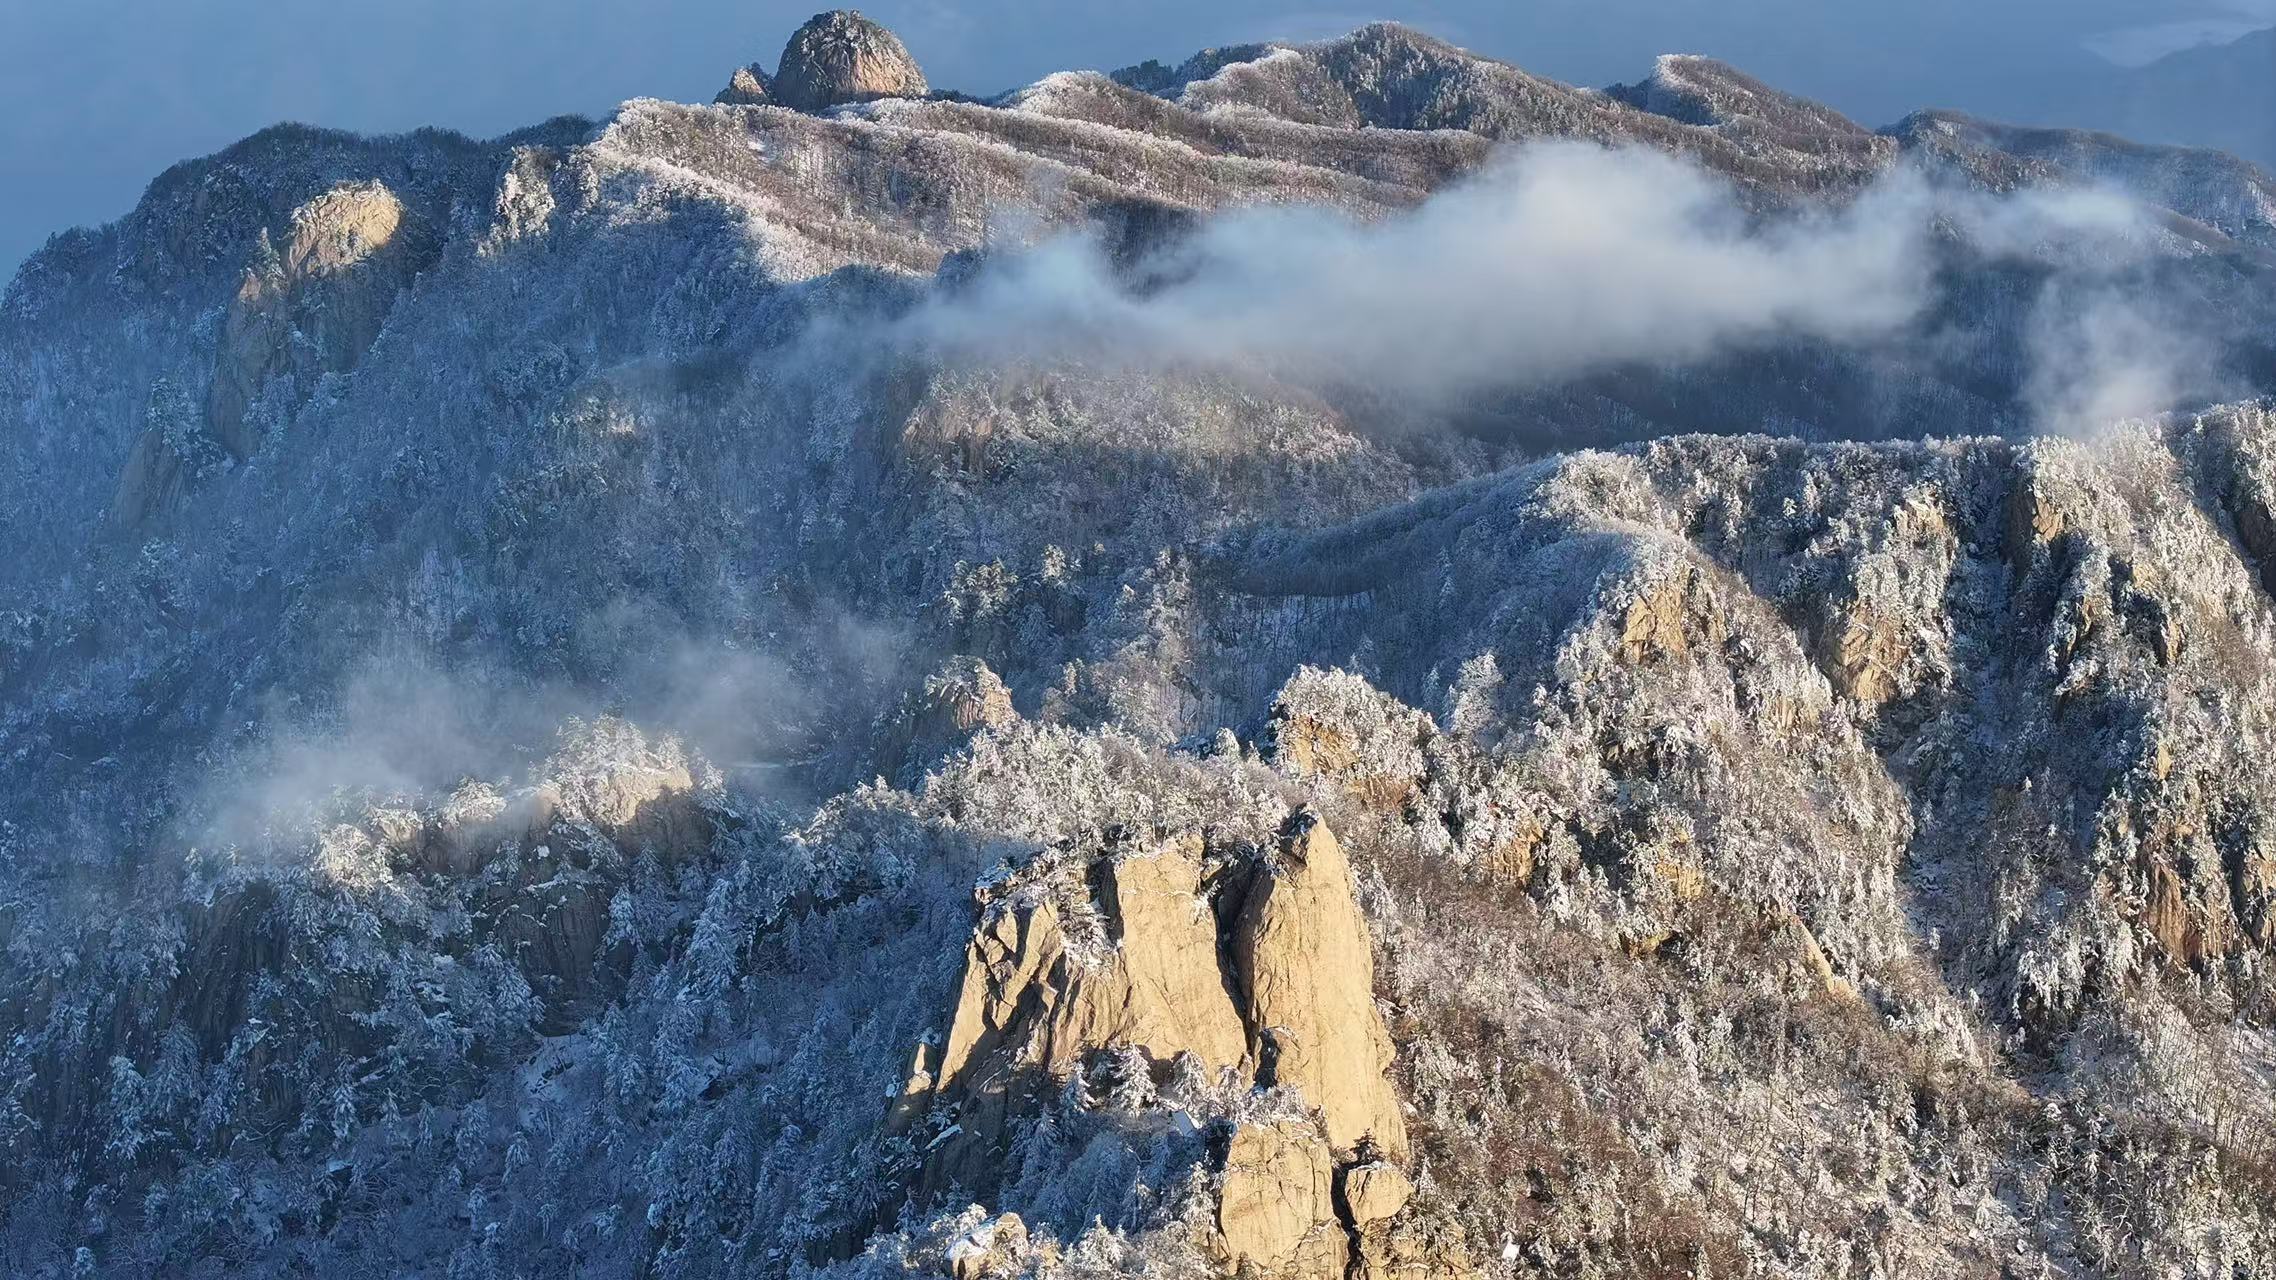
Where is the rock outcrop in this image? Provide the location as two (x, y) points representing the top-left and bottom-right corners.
(771, 10), (928, 112)
(1216, 1121), (1345, 1275)
(876, 656), (1018, 781)
(945, 1212), (1030, 1280)
(105, 376), (229, 528)
(915, 832), (1250, 1191)
(1616, 560), (1725, 667)
(1232, 814), (1408, 1162)
(714, 63), (772, 106)
(910, 811), (1417, 1274)
(206, 180), (434, 458)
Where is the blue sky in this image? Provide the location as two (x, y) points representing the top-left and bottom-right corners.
(1, 0), (2269, 280)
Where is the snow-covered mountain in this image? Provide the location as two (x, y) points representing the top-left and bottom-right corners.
(3, 12), (2275, 1278)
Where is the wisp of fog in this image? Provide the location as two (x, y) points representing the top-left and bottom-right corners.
(906, 140), (2213, 436)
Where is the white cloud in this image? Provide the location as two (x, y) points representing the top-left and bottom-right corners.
(903, 141), (2158, 421)
(2023, 282), (2232, 440)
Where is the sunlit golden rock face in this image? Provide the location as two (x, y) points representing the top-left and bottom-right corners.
(771, 10), (929, 113)
(207, 180), (433, 459)
(914, 813), (1424, 1275)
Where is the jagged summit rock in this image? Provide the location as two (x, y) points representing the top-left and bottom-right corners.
(714, 62), (771, 106)
(770, 9), (928, 112)
(1234, 812), (1407, 1162)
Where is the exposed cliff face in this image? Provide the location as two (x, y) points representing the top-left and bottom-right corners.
(772, 9), (929, 112)
(1230, 815), (1405, 1163)
(5, 10), (2276, 1280)
(105, 181), (437, 528)
(915, 832), (1249, 1191)
(205, 180), (435, 460)
(911, 813), (1417, 1276)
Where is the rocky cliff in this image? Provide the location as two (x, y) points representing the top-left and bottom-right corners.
(905, 814), (1414, 1278)
(2, 11), (2275, 1280)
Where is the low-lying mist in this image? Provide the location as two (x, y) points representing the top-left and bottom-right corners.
(183, 610), (909, 857)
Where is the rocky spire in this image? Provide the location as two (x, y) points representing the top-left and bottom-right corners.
(771, 10), (929, 112)
(906, 811), (1419, 1278)
(714, 63), (771, 106)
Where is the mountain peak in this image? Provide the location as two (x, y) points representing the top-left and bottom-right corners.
(1609, 52), (1875, 139)
(714, 62), (771, 106)
(771, 9), (930, 112)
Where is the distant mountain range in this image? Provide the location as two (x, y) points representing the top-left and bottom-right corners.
(2021, 25), (2275, 169)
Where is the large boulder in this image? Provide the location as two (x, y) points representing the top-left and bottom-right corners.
(1339, 1161), (1413, 1226)
(772, 10), (928, 112)
(1217, 1120), (1345, 1275)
